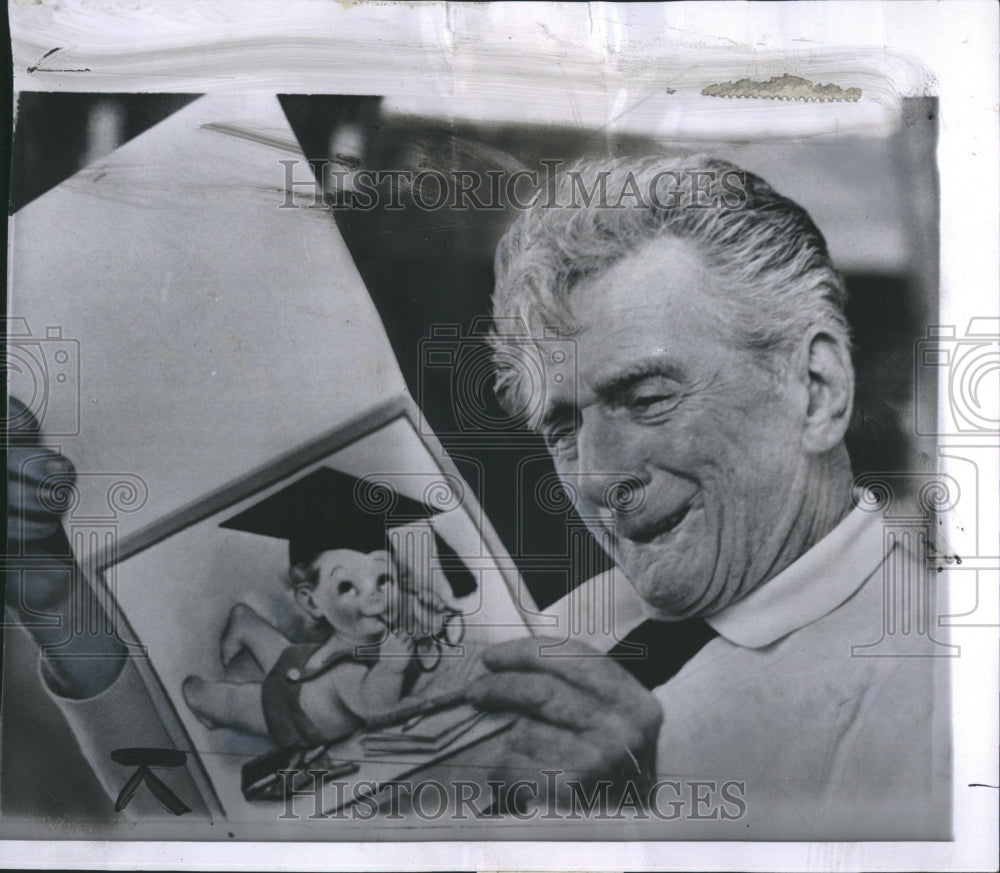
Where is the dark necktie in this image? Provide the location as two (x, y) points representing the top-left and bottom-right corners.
(608, 618), (718, 689)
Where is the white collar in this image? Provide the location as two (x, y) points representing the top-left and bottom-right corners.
(705, 505), (887, 649)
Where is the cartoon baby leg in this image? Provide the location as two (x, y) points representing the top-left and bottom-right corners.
(181, 676), (269, 736)
(220, 602), (290, 672)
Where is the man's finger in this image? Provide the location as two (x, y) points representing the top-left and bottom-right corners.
(479, 636), (646, 704)
(505, 718), (635, 783)
(467, 669), (612, 730)
(6, 451), (76, 543)
(7, 448), (75, 489)
(6, 510), (64, 543)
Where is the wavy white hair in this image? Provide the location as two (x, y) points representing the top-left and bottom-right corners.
(489, 154), (850, 412)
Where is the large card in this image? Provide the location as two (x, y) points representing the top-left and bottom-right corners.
(103, 398), (528, 835)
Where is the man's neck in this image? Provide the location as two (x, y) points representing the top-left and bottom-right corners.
(756, 445), (856, 593)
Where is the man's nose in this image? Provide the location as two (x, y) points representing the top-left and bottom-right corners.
(568, 410), (648, 514)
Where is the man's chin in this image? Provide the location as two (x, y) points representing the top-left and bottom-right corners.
(618, 556), (710, 620)
(636, 594), (702, 622)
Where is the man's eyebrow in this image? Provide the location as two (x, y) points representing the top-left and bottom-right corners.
(592, 359), (687, 401)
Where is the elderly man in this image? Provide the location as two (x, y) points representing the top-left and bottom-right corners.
(467, 155), (949, 837)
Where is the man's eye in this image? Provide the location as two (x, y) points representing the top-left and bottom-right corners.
(376, 574), (390, 588)
(337, 580), (355, 595)
(628, 388), (681, 419)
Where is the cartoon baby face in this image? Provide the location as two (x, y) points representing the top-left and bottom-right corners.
(296, 549), (392, 639)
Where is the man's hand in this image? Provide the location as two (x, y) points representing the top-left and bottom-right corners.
(4, 396), (126, 698)
(466, 637), (663, 810)
(7, 443), (75, 551)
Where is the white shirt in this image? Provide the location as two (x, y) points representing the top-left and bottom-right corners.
(543, 506), (951, 838)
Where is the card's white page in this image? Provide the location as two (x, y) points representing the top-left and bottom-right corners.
(7, 92), (406, 548)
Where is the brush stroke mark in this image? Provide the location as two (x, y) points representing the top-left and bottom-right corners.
(702, 74), (861, 102)
(27, 47), (91, 74)
(111, 748), (192, 816)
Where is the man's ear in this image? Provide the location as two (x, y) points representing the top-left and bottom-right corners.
(295, 586), (321, 620)
(796, 329), (854, 453)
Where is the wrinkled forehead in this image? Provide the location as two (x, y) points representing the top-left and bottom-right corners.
(495, 237), (746, 422)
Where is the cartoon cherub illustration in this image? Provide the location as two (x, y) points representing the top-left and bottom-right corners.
(182, 468), (475, 748)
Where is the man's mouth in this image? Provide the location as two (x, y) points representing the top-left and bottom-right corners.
(622, 499), (694, 544)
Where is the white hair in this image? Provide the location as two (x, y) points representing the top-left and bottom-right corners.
(490, 154), (850, 411)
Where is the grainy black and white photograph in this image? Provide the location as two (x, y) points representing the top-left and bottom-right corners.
(1, 2), (997, 870)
